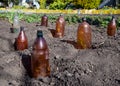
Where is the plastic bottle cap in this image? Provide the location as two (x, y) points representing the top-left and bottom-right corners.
(82, 17), (86, 21)
(20, 26), (24, 31)
(44, 14), (46, 16)
(60, 13), (63, 16)
(112, 15), (115, 19)
(37, 30), (43, 37)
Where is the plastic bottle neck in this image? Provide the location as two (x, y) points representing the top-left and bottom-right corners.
(20, 27), (24, 31)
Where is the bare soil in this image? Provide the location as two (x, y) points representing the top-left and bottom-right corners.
(0, 18), (120, 86)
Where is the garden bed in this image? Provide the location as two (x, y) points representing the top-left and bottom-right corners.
(0, 16), (120, 86)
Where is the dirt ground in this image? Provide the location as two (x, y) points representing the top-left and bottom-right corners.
(0, 18), (120, 86)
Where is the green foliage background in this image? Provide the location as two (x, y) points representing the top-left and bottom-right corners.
(73, 0), (101, 9)
(49, 0), (72, 9)
(40, 0), (46, 9)
(1, 0), (119, 9)
(0, 12), (120, 28)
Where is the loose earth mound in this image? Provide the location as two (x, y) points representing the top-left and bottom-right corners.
(0, 18), (120, 86)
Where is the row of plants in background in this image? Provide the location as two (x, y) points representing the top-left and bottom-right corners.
(1, 0), (120, 9)
(73, 0), (101, 9)
(40, 0), (102, 9)
(0, 12), (120, 28)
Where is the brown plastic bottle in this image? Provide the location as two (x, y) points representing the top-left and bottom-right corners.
(41, 14), (48, 27)
(55, 14), (65, 38)
(31, 30), (50, 79)
(107, 16), (116, 36)
(77, 18), (92, 49)
(15, 27), (28, 50)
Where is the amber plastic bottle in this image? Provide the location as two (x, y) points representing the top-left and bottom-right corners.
(31, 30), (50, 79)
(55, 14), (65, 38)
(107, 16), (116, 36)
(41, 14), (48, 27)
(77, 18), (92, 49)
(15, 27), (28, 50)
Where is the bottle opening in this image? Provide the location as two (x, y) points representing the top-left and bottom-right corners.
(37, 30), (43, 37)
(20, 26), (24, 31)
(44, 14), (46, 16)
(112, 15), (115, 19)
(82, 17), (86, 21)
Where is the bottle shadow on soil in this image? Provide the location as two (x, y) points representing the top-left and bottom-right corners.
(13, 38), (17, 50)
(48, 29), (55, 37)
(20, 53), (52, 85)
(21, 54), (32, 78)
(19, 53), (39, 86)
(61, 40), (79, 49)
(61, 40), (98, 49)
